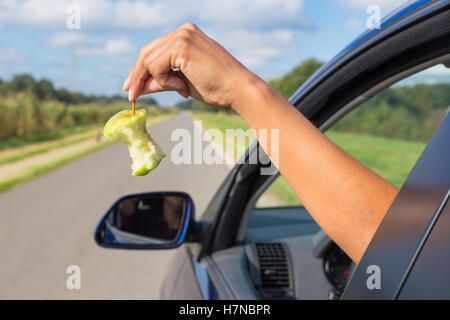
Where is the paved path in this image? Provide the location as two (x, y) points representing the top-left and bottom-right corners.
(0, 138), (98, 177)
(0, 112), (230, 299)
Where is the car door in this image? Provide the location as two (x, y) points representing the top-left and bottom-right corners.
(343, 112), (450, 299)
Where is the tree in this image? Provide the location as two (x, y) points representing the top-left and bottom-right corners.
(54, 88), (73, 104)
(34, 79), (55, 100)
(268, 58), (324, 98)
(175, 59), (324, 112)
(176, 98), (224, 112)
(10, 74), (36, 93)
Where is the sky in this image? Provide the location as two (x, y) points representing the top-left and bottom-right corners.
(0, 0), (449, 106)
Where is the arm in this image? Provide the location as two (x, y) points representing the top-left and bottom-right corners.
(234, 81), (398, 263)
(125, 23), (398, 263)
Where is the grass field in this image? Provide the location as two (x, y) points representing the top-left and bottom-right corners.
(192, 111), (255, 160)
(0, 125), (96, 150)
(0, 127), (102, 165)
(0, 138), (115, 193)
(192, 111), (427, 207)
(325, 131), (426, 188)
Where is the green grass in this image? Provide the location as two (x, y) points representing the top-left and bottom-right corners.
(0, 131), (99, 165)
(325, 130), (426, 188)
(258, 176), (302, 207)
(261, 131), (426, 207)
(0, 125), (96, 150)
(0, 139), (115, 193)
(191, 111), (255, 159)
(192, 111), (427, 207)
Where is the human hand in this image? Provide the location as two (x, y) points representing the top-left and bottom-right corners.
(123, 23), (261, 109)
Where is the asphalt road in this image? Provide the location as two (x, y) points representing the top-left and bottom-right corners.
(0, 112), (230, 299)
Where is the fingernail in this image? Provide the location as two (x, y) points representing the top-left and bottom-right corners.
(123, 78), (130, 91)
(128, 90), (133, 101)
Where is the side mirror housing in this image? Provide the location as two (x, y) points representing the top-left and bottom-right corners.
(94, 192), (194, 249)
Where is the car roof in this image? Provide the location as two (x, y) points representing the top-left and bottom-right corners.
(290, 0), (449, 106)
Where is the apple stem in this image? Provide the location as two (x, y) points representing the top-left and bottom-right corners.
(132, 100), (136, 116)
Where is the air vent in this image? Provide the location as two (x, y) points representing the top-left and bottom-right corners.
(255, 242), (294, 299)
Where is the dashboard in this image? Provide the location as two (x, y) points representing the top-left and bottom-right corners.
(207, 206), (353, 300)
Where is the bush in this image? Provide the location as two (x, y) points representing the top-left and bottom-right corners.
(332, 84), (450, 141)
(0, 93), (171, 142)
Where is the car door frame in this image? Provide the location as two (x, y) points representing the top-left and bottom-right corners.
(342, 112), (450, 299)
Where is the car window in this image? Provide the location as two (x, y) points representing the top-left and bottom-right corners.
(256, 63), (450, 208)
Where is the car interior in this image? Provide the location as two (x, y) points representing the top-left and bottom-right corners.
(201, 55), (450, 300)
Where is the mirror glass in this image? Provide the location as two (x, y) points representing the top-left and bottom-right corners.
(97, 194), (188, 246)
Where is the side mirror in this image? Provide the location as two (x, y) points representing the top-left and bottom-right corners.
(94, 192), (193, 249)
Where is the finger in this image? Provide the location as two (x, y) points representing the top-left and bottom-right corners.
(128, 62), (149, 101)
(128, 34), (173, 101)
(123, 67), (134, 91)
(145, 29), (197, 90)
(128, 26), (195, 100)
(143, 41), (175, 86)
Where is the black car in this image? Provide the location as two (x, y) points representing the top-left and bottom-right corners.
(94, 0), (450, 300)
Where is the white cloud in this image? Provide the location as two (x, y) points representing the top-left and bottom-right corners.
(199, 0), (311, 30)
(45, 32), (85, 47)
(0, 0), (195, 29)
(205, 28), (293, 68)
(339, 0), (408, 12)
(0, 0), (70, 28)
(3, 0), (311, 65)
(1, 0), (312, 31)
(422, 64), (450, 76)
(111, 0), (195, 29)
(398, 64), (450, 86)
(77, 37), (134, 56)
(46, 32), (134, 56)
(33, 0), (309, 66)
